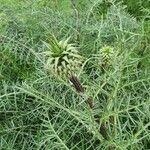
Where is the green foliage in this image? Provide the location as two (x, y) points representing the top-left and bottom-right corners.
(0, 0), (150, 150)
(119, 0), (150, 18)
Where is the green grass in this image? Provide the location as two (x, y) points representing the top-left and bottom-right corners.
(0, 0), (150, 149)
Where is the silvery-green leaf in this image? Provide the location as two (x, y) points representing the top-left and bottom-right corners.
(68, 59), (74, 64)
(58, 66), (62, 74)
(61, 61), (66, 69)
(64, 37), (71, 46)
(66, 64), (71, 69)
(67, 46), (77, 52)
(74, 60), (82, 64)
(42, 41), (52, 50)
(54, 57), (59, 73)
(63, 68), (68, 74)
(69, 49), (79, 54)
(59, 37), (70, 49)
(62, 56), (70, 63)
(69, 53), (82, 58)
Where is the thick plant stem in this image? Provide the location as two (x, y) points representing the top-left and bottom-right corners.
(69, 74), (108, 140)
(69, 75), (93, 108)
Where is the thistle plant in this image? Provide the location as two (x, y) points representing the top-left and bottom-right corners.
(43, 36), (94, 108)
(43, 36), (112, 139)
(43, 36), (82, 78)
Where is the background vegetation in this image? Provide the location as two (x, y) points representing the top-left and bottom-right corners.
(0, 0), (150, 149)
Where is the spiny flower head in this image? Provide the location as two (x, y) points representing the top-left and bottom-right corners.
(43, 36), (82, 77)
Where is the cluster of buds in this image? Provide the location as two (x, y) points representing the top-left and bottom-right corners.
(99, 46), (114, 67)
